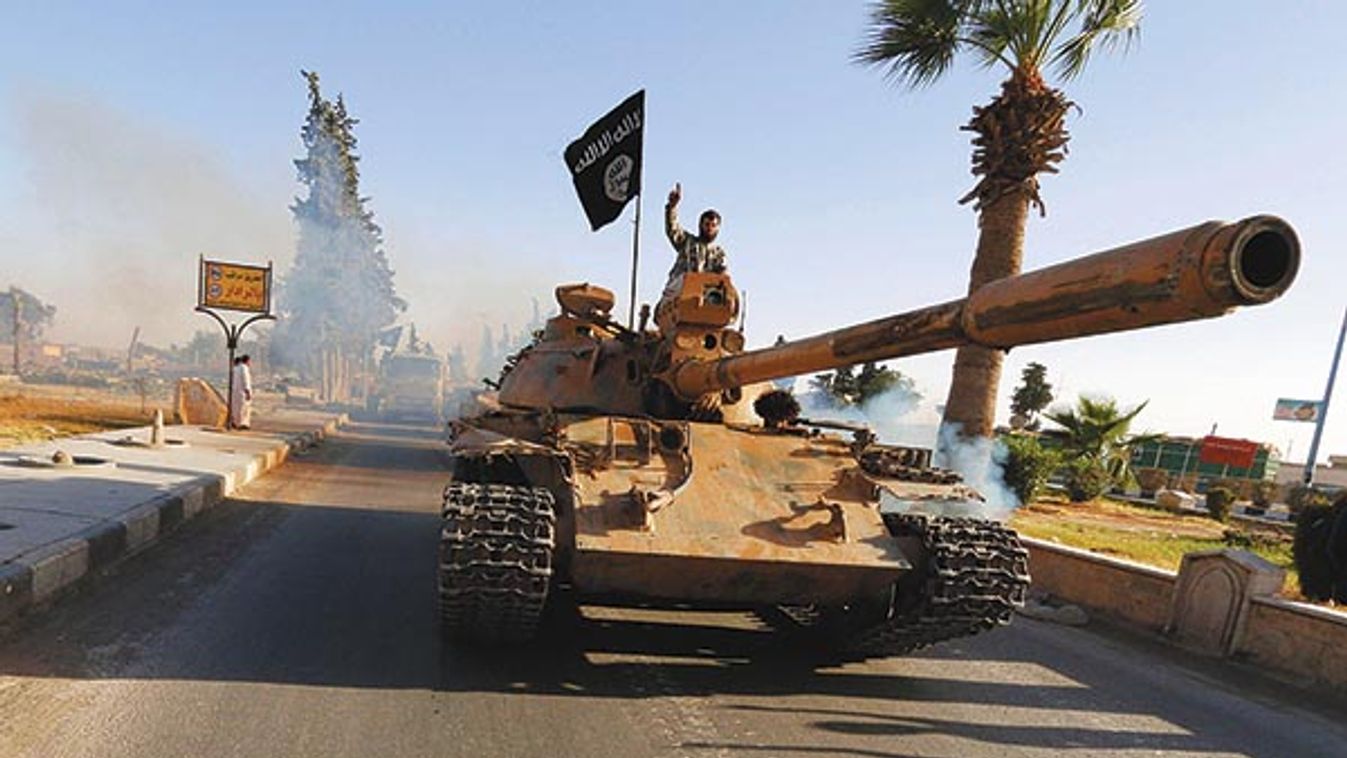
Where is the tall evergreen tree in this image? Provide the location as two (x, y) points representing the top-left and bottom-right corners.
(273, 71), (404, 401)
(1010, 361), (1054, 428)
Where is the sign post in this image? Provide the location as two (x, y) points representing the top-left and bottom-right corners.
(195, 257), (275, 429)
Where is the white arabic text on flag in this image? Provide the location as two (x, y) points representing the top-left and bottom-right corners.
(564, 90), (644, 232)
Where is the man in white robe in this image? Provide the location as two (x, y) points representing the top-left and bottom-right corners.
(230, 355), (253, 429)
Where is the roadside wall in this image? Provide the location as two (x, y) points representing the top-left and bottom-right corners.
(1240, 597), (1347, 691)
(1022, 536), (1347, 693)
(1025, 539), (1175, 630)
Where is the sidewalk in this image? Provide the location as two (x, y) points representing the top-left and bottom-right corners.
(0, 409), (346, 624)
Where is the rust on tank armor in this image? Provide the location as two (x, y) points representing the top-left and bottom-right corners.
(437, 214), (1300, 657)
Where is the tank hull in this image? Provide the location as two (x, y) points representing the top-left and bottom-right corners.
(563, 419), (909, 606)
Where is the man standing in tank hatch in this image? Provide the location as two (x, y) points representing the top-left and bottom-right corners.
(663, 182), (726, 279)
(657, 183), (728, 323)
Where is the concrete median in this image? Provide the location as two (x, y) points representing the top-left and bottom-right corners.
(0, 410), (346, 624)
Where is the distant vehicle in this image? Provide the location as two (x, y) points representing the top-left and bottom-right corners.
(369, 353), (445, 423)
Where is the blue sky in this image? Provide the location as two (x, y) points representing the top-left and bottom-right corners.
(1, 1), (1344, 461)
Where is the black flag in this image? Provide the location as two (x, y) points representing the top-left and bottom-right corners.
(564, 90), (644, 231)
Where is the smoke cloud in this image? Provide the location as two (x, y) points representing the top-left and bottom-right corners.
(5, 88), (291, 348)
(795, 379), (939, 448)
(797, 379), (1020, 521)
(2, 87), (627, 383)
(935, 423), (1019, 521)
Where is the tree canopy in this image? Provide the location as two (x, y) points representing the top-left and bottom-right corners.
(810, 362), (918, 408)
(272, 70), (404, 396)
(1, 286), (56, 341)
(1045, 394), (1155, 500)
(1010, 361), (1054, 428)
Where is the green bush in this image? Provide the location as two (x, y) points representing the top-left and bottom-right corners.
(1000, 434), (1061, 505)
(1293, 493), (1347, 602)
(1286, 484), (1332, 519)
(1222, 528), (1285, 552)
(1064, 458), (1112, 503)
(1205, 486), (1236, 522)
(1250, 479), (1278, 508)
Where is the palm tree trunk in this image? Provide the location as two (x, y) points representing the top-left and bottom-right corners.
(941, 190), (1030, 440)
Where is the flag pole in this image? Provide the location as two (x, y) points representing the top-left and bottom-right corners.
(1304, 305), (1347, 485)
(628, 193), (642, 330)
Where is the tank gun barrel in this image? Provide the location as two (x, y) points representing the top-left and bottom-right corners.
(671, 215), (1299, 399)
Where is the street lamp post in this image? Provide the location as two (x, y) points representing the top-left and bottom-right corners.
(1304, 306), (1347, 485)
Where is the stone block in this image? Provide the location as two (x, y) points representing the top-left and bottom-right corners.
(1167, 549), (1285, 656)
(121, 503), (161, 554)
(1157, 489), (1196, 512)
(174, 377), (228, 426)
(29, 540), (90, 602)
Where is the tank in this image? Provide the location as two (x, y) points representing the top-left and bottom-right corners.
(439, 215), (1300, 658)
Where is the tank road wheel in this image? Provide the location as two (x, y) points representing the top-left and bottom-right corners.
(842, 514), (1031, 659)
(438, 482), (556, 644)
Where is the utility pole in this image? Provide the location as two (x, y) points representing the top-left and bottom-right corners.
(9, 287), (20, 376)
(1305, 306), (1347, 485)
(127, 326), (141, 374)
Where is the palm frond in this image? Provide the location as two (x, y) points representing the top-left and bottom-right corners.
(1051, 0), (1143, 80)
(854, 0), (967, 87)
(966, 2), (1020, 70)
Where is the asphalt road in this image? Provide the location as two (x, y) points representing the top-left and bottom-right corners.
(1, 421), (1344, 758)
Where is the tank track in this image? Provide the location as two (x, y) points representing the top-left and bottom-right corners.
(859, 449), (962, 484)
(843, 514), (1030, 658)
(438, 482), (555, 644)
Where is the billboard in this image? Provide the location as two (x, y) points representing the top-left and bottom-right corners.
(199, 259), (271, 314)
(1273, 398), (1323, 423)
(1198, 436), (1260, 469)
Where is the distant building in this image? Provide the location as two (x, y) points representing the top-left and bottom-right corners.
(1274, 455), (1347, 495)
(0, 341), (67, 370)
(1128, 435), (1278, 495)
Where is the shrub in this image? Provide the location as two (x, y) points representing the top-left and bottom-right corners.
(1064, 458), (1112, 503)
(1133, 467), (1169, 496)
(1000, 434), (1061, 505)
(1211, 478), (1248, 502)
(1205, 486), (1236, 522)
(753, 389), (800, 428)
(1222, 528), (1284, 551)
(1250, 479), (1278, 508)
(1293, 493), (1347, 602)
(1286, 484), (1332, 519)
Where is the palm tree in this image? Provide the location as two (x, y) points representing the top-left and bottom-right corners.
(856, 1), (1142, 441)
(1045, 395), (1155, 500)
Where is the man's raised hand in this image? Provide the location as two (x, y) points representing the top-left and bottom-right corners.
(668, 182), (681, 207)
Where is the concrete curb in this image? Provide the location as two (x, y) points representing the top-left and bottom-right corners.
(0, 414), (346, 625)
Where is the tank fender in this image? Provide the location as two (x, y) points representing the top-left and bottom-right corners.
(447, 423), (573, 492)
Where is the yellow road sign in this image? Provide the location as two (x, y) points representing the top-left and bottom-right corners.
(200, 259), (271, 314)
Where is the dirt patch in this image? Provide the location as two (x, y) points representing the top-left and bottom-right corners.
(0, 387), (172, 448)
